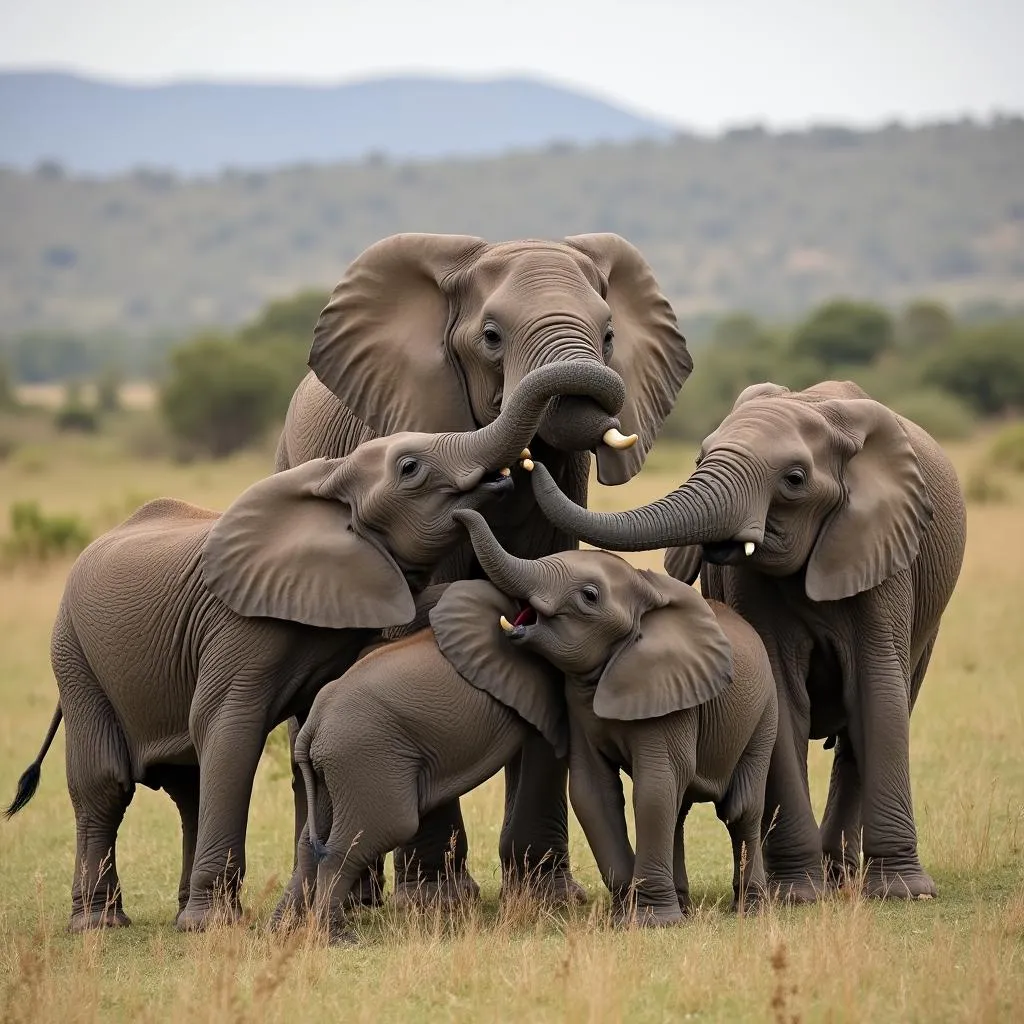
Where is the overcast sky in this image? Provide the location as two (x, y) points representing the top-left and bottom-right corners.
(1, 0), (1020, 130)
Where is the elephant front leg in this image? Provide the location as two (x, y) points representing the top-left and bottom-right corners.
(499, 731), (585, 906)
(178, 702), (266, 931)
(851, 651), (935, 899)
(393, 800), (480, 909)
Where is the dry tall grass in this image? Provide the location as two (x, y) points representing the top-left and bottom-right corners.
(1, 433), (1022, 1022)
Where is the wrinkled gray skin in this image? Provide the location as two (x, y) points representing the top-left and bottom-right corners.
(5, 362), (623, 934)
(527, 381), (968, 902)
(273, 231), (692, 907)
(290, 580), (567, 944)
(452, 510), (778, 925)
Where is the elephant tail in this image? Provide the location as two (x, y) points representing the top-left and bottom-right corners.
(4, 703), (63, 819)
(295, 728), (328, 862)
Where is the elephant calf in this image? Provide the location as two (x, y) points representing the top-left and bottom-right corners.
(291, 579), (566, 944)
(453, 510), (778, 925)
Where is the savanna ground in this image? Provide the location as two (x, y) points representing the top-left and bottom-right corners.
(0, 415), (1022, 1023)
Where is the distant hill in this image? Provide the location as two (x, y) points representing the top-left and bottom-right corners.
(0, 119), (1022, 336)
(0, 71), (674, 175)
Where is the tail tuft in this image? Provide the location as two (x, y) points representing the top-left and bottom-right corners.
(310, 837), (330, 863)
(4, 763), (42, 819)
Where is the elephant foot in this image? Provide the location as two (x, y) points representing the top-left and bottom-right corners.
(500, 862), (587, 909)
(345, 870), (386, 910)
(176, 896), (243, 932)
(326, 923), (359, 947)
(393, 868), (480, 911)
(613, 901), (685, 929)
(68, 907), (132, 933)
(676, 890), (692, 916)
(732, 884), (768, 914)
(863, 859), (936, 900)
(823, 854), (862, 892)
(764, 870), (823, 905)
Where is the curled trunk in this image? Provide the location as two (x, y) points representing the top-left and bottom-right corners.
(455, 510), (549, 598)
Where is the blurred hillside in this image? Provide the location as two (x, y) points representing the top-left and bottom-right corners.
(1, 118), (1022, 338)
(0, 72), (673, 175)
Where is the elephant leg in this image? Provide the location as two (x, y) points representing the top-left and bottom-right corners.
(178, 699), (266, 931)
(393, 800), (479, 909)
(819, 731), (862, 889)
(287, 716), (306, 868)
(761, 702), (824, 903)
(673, 803), (693, 914)
(160, 765), (201, 922)
(850, 652), (935, 900)
(499, 732), (585, 906)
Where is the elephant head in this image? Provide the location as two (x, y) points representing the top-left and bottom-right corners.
(308, 233), (692, 485)
(527, 380), (935, 602)
(201, 361), (625, 630)
(437, 510), (733, 722)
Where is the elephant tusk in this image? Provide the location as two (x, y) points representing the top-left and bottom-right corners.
(521, 458), (535, 472)
(744, 542), (756, 557)
(499, 467), (511, 477)
(499, 615), (515, 634)
(520, 448), (531, 459)
(602, 428), (639, 450)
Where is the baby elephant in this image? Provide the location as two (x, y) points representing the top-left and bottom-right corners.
(292, 580), (567, 943)
(454, 509), (778, 924)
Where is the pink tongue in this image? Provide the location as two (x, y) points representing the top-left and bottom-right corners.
(512, 605), (535, 627)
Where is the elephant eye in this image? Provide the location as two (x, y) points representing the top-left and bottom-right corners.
(581, 585), (600, 605)
(398, 457), (419, 479)
(783, 467), (807, 488)
(482, 325), (503, 348)
(603, 328), (614, 359)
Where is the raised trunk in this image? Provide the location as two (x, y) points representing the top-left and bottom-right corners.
(455, 510), (550, 598)
(528, 457), (764, 551)
(452, 361), (626, 471)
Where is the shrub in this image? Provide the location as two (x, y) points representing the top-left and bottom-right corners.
(888, 389), (976, 440)
(791, 300), (895, 368)
(95, 366), (123, 413)
(988, 422), (1024, 474)
(963, 466), (1009, 505)
(923, 321), (1024, 415)
(54, 380), (99, 433)
(4, 502), (91, 562)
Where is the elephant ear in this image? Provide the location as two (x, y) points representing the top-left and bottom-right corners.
(430, 580), (567, 757)
(202, 459), (416, 629)
(565, 233), (692, 485)
(663, 545), (703, 587)
(309, 233), (489, 435)
(594, 572), (732, 721)
(805, 400), (933, 603)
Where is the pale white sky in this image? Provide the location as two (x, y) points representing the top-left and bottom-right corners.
(1, 0), (1020, 129)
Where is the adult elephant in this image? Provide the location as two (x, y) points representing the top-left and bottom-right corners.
(274, 232), (692, 907)
(524, 380), (967, 902)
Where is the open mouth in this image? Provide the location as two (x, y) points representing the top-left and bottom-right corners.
(477, 468), (515, 494)
(701, 539), (758, 565)
(499, 602), (537, 640)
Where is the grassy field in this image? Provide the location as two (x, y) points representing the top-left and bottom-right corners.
(0, 426), (1022, 1022)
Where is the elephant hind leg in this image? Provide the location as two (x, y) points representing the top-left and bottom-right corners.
(819, 731), (862, 889)
(394, 800), (478, 910)
(158, 765), (201, 922)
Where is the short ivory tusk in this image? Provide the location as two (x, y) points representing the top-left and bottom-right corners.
(520, 448), (531, 459)
(602, 428), (639, 450)
(521, 458), (535, 472)
(744, 542), (756, 556)
(499, 467), (511, 477)
(499, 615), (515, 633)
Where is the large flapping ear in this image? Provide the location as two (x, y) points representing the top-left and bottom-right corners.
(309, 233), (489, 435)
(663, 545), (704, 587)
(202, 459), (416, 629)
(430, 580), (567, 757)
(594, 572), (732, 721)
(564, 233), (692, 485)
(805, 400), (933, 602)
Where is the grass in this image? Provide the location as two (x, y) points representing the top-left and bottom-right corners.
(1, 430), (1023, 1022)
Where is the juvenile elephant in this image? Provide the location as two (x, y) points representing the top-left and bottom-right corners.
(275, 231), (692, 906)
(525, 380), (968, 902)
(4, 362), (624, 933)
(291, 580), (566, 944)
(449, 510), (778, 925)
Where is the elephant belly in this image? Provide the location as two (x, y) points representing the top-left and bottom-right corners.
(806, 642), (847, 740)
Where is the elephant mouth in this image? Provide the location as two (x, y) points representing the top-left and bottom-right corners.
(701, 539), (758, 565)
(475, 470), (516, 495)
(499, 603), (538, 641)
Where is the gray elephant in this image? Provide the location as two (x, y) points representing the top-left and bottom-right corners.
(291, 579), (566, 943)
(525, 380), (967, 902)
(274, 231), (692, 906)
(4, 361), (623, 933)
(449, 510), (778, 925)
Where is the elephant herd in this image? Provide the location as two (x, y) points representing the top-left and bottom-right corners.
(4, 232), (967, 943)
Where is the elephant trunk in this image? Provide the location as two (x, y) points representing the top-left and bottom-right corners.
(453, 361), (628, 474)
(454, 509), (550, 600)
(528, 455), (766, 552)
